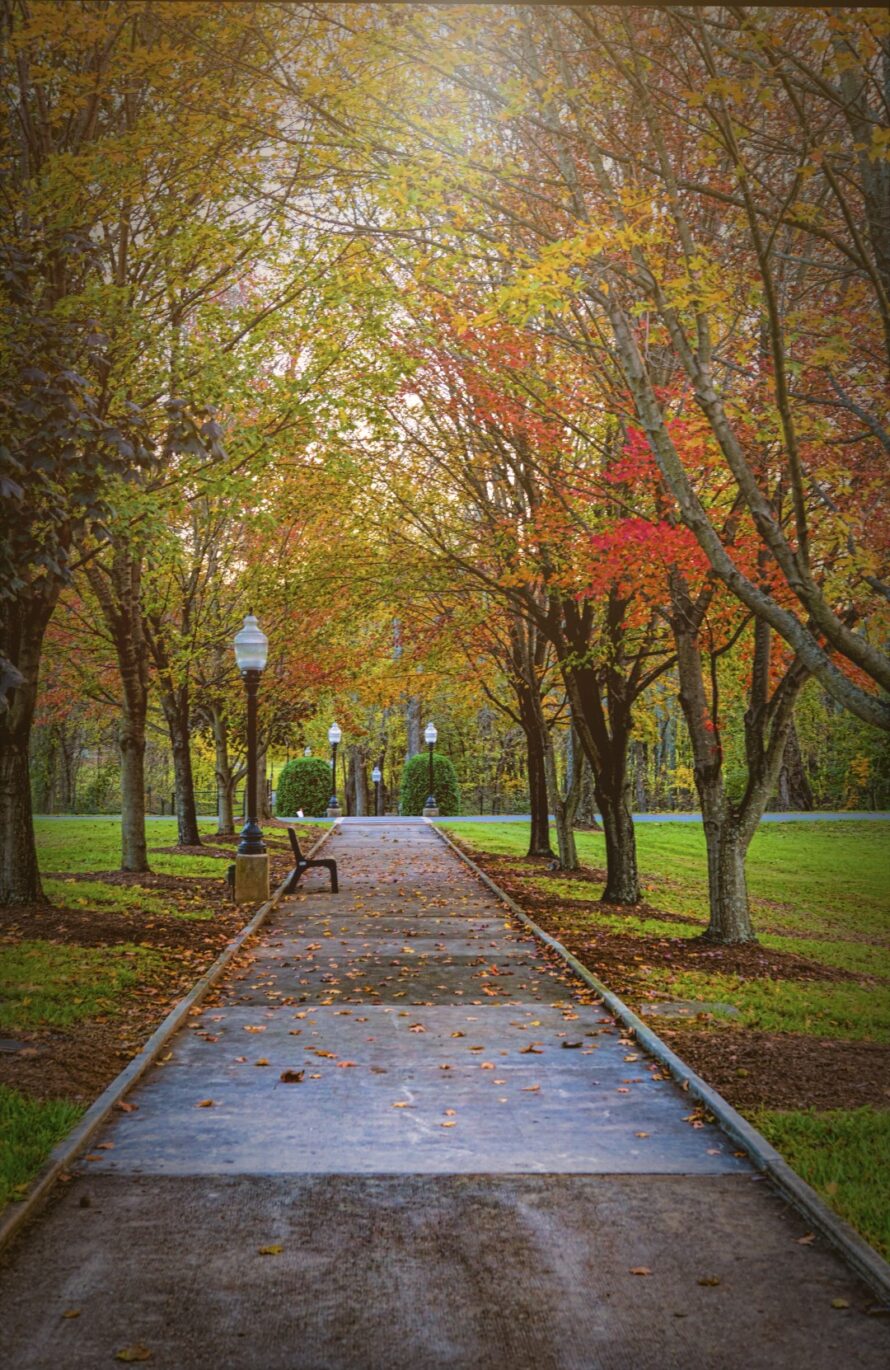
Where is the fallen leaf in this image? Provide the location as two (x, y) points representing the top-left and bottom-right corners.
(392, 1101), (410, 1108)
(243, 1025), (266, 1033)
(195, 1099), (214, 1108)
(522, 1084), (540, 1092)
(280, 1070), (305, 1083)
(440, 1120), (457, 1128)
(562, 1041), (583, 1049)
(444, 1109), (457, 1116)
(254, 1059), (270, 1067)
(520, 1045), (543, 1055)
(629, 1267), (652, 1277)
(337, 1061), (358, 1068)
(115, 1347), (152, 1363)
(450, 1031), (465, 1038)
(635, 1132), (649, 1139)
(115, 1101), (137, 1114)
(408, 1024), (425, 1033)
(796, 1233), (815, 1246)
(258, 1244), (283, 1256)
(62, 1308), (81, 1319)
(698, 1276), (721, 1287)
(831, 1298), (850, 1310)
(481, 1062), (495, 1069)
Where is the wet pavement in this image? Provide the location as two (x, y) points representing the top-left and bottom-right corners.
(1, 820), (887, 1369)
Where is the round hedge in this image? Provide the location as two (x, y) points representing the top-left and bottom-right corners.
(399, 752), (461, 816)
(275, 756), (334, 818)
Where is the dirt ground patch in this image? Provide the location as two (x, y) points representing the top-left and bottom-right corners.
(659, 1026), (890, 1112)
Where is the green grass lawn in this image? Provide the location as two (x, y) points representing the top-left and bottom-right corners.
(0, 940), (166, 1031)
(442, 820), (890, 989)
(754, 1107), (890, 1260)
(33, 817), (239, 878)
(0, 1085), (84, 1209)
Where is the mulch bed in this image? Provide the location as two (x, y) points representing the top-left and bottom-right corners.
(658, 1025), (890, 1113)
(0, 827), (323, 1108)
(460, 846), (890, 1115)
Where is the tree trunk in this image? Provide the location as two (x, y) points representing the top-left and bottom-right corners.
(595, 771), (639, 903)
(86, 553), (150, 872)
(775, 720), (814, 812)
(210, 707), (237, 836)
(633, 741), (648, 813)
(255, 743), (270, 821)
(553, 600), (642, 903)
(159, 687), (201, 846)
(1, 591), (59, 903)
(543, 734), (578, 870)
(349, 745), (369, 817)
(516, 679), (553, 858)
(672, 584), (808, 942)
(405, 696), (423, 759)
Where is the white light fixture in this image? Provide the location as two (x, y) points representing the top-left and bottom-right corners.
(233, 613), (268, 674)
(371, 765), (381, 783)
(424, 722), (438, 746)
(328, 722), (342, 746)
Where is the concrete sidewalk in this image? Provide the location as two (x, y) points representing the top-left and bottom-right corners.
(1, 821), (886, 1369)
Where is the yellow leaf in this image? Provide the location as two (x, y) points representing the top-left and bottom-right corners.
(258, 1245), (283, 1256)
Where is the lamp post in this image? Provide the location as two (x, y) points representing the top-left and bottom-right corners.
(327, 722), (342, 817)
(233, 613), (270, 901)
(372, 764), (382, 817)
(423, 722), (439, 818)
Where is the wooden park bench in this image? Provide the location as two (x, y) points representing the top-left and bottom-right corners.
(283, 827), (339, 895)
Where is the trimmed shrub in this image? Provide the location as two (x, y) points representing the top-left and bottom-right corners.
(399, 752), (461, 817)
(275, 757), (333, 818)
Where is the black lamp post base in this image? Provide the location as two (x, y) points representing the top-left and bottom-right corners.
(237, 818), (266, 856)
(423, 797), (439, 818)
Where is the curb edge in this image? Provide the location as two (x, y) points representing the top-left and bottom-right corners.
(433, 823), (890, 1304)
(0, 823), (338, 1258)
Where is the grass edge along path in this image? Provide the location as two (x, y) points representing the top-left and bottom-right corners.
(0, 817), (328, 1219)
(439, 818), (890, 1263)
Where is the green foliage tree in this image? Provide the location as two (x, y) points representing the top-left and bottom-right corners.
(399, 753), (461, 817)
(275, 757), (335, 819)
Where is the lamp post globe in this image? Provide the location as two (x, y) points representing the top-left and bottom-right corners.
(423, 722), (438, 816)
(372, 764), (382, 817)
(328, 722), (342, 815)
(234, 613), (268, 857)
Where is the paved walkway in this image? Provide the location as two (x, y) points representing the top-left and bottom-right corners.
(1, 822), (886, 1368)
